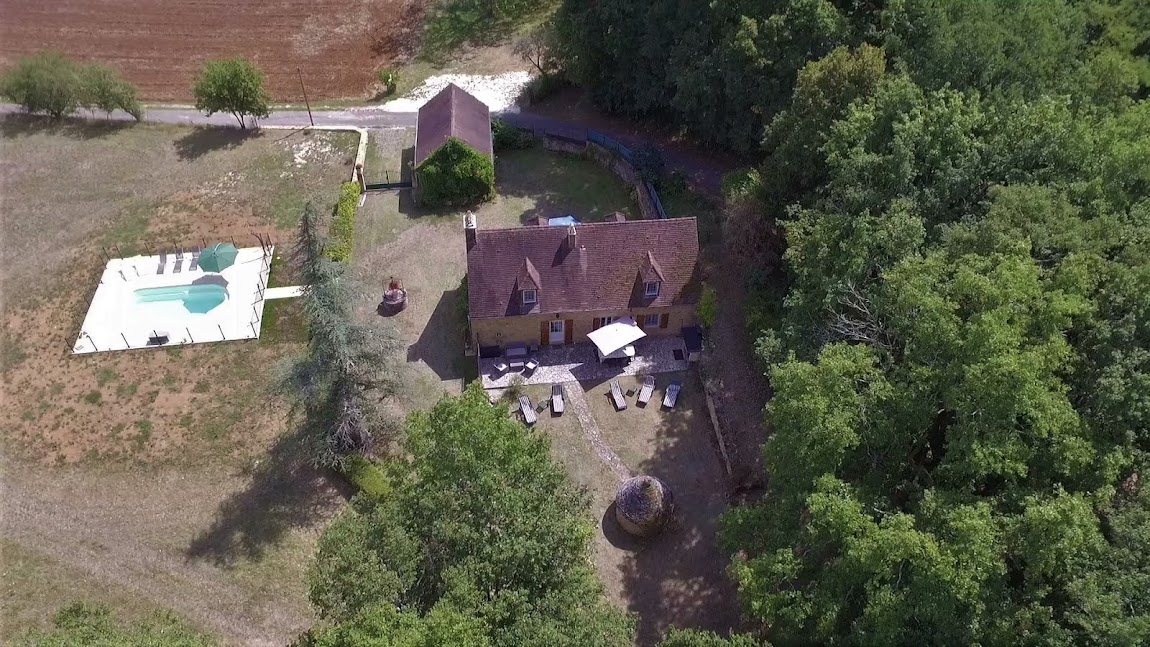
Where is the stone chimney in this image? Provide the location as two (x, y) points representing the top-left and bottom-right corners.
(567, 223), (577, 250)
(465, 211), (477, 251)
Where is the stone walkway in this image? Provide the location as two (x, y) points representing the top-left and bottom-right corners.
(563, 383), (631, 481)
(480, 337), (690, 388)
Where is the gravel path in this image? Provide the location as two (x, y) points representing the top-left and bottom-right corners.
(563, 383), (632, 481)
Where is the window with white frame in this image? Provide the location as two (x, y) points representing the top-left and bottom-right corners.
(644, 281), (661, 297)
(601, 316), (617, 326)
(522, 289), (537, 305)
(643, 313), (660, 327)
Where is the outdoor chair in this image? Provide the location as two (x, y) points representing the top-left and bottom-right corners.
(519, 395), (537, 426)
(188, 246), (202, 271)
(551, 384), (565, 415)
(610, 379), (628, 411)
(662, 381), (682, 409)
(525, 358), (539, 374)
(492, 361), (509, 376)
(156, 252), (167, 275)
(172, 249), (184, 274)
(637, 376), (655, 406)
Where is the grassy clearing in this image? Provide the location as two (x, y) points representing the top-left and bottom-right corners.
(579, 371), (741, 641)
(420, 0), (556, 64)
(0, 539), (162, 643)
(261, 298), (309, 344)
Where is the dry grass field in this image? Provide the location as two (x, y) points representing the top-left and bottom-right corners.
(0, 117), (355, 463)
(0, 116), (357, 645)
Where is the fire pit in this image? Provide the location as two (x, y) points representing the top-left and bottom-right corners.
(381, 277), (407, 314)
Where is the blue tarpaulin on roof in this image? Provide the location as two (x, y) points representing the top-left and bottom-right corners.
(548, 215), (579, 226)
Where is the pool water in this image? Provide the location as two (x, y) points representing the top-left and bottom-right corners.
(135, 284), (228, 314)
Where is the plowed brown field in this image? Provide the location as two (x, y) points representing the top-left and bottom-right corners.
(0, 0), (426, 101)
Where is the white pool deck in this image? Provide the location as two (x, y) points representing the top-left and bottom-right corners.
(73, 247), (274, 354)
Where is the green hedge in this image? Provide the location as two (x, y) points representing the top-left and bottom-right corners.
(417, 137), (495, 207)
(340, 454), (390, 500)
(328, 182), (359, 261)
(492, 119), (534, 151)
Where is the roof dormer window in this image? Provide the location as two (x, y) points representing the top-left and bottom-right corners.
(644, 281), (661, 297)
(522, 288), (537, 305)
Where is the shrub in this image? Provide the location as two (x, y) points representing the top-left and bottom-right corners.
(492, 118), (534, 151)
(519, 72), (569, 106)
(0, 51), (82, 118)
(504, 375), (526, 403)
(631, 142), (666, 184)
(80, 63), (142, 120)
(340, 454), (390, 499)
(328, 182), (360, 262)
(192, 58), (270, 129)
(377, 67), (399, 94)
(417, 138), (495, 207)
(697, 284), (718, 329)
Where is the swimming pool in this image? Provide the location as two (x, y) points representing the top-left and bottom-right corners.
(135, 284), (228, 314)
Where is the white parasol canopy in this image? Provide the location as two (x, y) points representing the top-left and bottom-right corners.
(587, 317), (647, 356)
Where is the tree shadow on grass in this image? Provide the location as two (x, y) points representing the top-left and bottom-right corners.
(175, 126), (263, 161)
(0, 113), (136, 140)
(615, 371), (744, 644)
(184, 421), (352, 568)
(406, 285), (466, 381)
(420, 0), (526, 64)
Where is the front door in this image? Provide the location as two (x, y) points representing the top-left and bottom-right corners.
(549, 320), (565, 345)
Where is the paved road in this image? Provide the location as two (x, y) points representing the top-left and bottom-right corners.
(0, 103), (726, 193)
(0, 102), (417, 128)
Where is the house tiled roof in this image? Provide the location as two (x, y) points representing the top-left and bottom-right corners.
(466, 218), (701, 319)
(415, 84), (493, 167)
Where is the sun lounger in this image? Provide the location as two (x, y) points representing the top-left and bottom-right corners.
(662, 381), (681, 409)
(188, 246), (201, 271)
(551, 384), (565, 415)
(610, 379), (627, 411)
(519, 395), (537, 425)
(172, 249), (184, 274)
(156, 252), (167, 274)
(637, 376), (655, 405)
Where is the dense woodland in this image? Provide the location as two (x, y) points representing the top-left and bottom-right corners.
(554, 0), (1150, 645)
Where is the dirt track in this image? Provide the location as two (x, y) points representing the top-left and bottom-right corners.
(0, 0), (426, 101)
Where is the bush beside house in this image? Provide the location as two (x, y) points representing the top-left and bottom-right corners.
(415, 137), (495, 207)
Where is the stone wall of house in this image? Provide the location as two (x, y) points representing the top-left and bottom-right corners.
(470, 304), (697, 349)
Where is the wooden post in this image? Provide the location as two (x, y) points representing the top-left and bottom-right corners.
(298, 67), (314, 127)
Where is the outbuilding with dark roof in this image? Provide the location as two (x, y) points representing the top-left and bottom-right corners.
(413, 84), (494, 206)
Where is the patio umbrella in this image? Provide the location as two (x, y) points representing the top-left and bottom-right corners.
(199, 242), (239, 272)
(587, 316), (647, 356)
